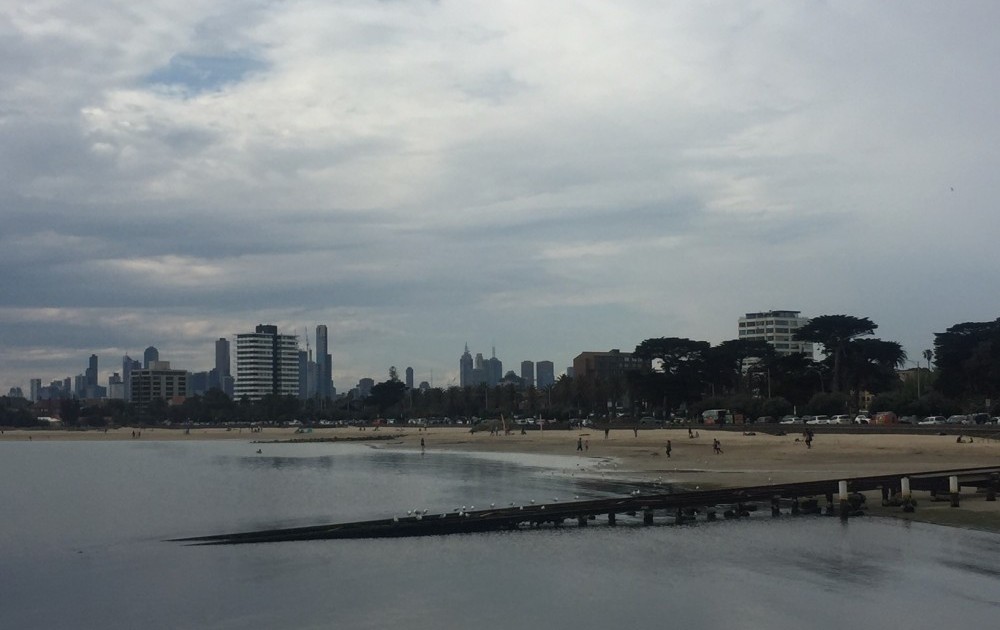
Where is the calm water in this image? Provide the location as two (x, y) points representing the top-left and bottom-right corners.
(2, 439), (999, 630)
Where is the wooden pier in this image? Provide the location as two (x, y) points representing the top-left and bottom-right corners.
(172, 466), (1000, 545)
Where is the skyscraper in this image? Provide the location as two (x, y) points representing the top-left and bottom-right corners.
(315, 324), (333, 399)
(143, 346), (159, 369)
(212, 337), (234, 397)
(122, 355), (141, 402)
(405, 366), (414, 389)
(459, 344), (473, 387)
(536, 361), (555, 389)
(486, 347), (502, 387)
(235, 325), (299, 401)
(520, 361), (535, 388)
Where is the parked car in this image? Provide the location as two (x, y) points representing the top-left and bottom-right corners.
(946, 414), (968, 425)
(872, 411), (898, 425)
(830, 415), (851, 425)
(806, 415), (830, 425)
(970, 413), (990, 425)
(854, 411), (871, 424)
(800, 415), (815, 424)
(919, 416), (946, 425)
(779, 415), (801, 424)
(898, 415), (918, 424)
(754, 415), (776, 424)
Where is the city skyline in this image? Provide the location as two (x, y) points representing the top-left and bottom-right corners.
(3, 4), (999, 395)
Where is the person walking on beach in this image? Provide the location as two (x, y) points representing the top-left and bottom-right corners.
(713, 438), (723, 454)
(665, 440), (672, 458)
(420, 437), (425, 451)
(584, 439), (589, 451)
(604, 427), (610, 439)
(804, 429), (813, 449)
(688, 427), (693, 439)
(577, 437), (583, 451)
(633, 427), (638, 438)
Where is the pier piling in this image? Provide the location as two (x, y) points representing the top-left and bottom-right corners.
(949, 476), (960, 507)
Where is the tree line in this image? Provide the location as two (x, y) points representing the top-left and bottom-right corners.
(6, 314), (1000, 428)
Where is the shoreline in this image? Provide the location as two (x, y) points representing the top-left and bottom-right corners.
(5, 425), (1000, 532)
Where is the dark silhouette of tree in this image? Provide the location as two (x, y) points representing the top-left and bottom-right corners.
(633, 337), (710, 412)
(795, 315), (876, 392)
(369, 379), (407, 414)
(933, 319), (1000, 401)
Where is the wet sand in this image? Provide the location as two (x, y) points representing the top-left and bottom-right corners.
(6, 424), (1000, 531)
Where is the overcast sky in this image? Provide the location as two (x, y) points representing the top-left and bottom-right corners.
(3, 1), (999, 394)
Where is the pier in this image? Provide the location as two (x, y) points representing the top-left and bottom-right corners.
(173, 465), (1000, 544)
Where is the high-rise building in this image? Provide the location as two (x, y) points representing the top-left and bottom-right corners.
(143, 346), (160, 369)
(297, 349), (318, 400)
(235, 325), (299, 401)
(536, 361), (555, 389)
(459, 344), (474, 387)
(108, 373), (125, 399)
(85, 354), (98, 389)
(130, 361), (187, 410)
(405, 366), (414, 389)
(122, 355), (141, 402)
(211, 337), (234, 397)
(486, 347), (502, 387)
(520, 361), (535, 388)
(737, 310), (813, 357)
(315, 325), (333, 399)
(30, 378), (41, 402)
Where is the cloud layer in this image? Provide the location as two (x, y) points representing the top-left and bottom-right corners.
(3, 1), (999, 391)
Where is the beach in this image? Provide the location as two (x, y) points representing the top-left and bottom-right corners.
(5, 424), (1000, 530)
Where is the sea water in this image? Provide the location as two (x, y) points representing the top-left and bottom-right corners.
(1, 439), (998, 629)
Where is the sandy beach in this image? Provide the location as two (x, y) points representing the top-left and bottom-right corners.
(6, 424), (1000, 530)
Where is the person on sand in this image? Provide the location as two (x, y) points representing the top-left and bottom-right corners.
(633, 427), (638, 438)
(420, 437), (425, 451)
(805, 431), (813, 449)
(688, 427), (693, 438)
(585, 439), (589, 451)
(713, 438), (722, 454)
(665, 440), (672, 458)
(604, 428), (610, 439)
(577, 437), (583, 451)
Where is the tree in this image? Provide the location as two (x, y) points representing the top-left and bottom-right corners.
(633, 337), (711, 411)
(705, 339), (773, 395)
(369, 379), (407, 414)
(933, 319), (1000, 401)
(795, 315), (876, 392)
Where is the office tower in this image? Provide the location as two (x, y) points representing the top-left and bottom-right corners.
(405, 366), (414, 389)
(486, 347), (502, 387)
(130, 361), (187, 410)
(235, 325), (299, 401)
(520, 361), (535, 388)
(215, 338), (230, 380)
(30, 378), (41, 402)
(459, 344), (474, 387)
(143, 346), (159, 369)
(122, 355), (141, 402)
(358, 378), (374, 398)
(737, 310), (814, 356)
(316, 324), (333, 399)
(536, 361), (555, 389)
(85, 354), (98, 388)
(297, 349), (318, 399)
(108, 373), (125, 399)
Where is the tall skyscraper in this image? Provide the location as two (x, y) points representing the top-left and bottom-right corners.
(143, 346), (159, 369)
(85, 354), (98, 389)
(122, 355), (141, 402)
(459, 344), (473, 387)
(520, 361), (535, 388)
(315, 324), (333, 399)
(405, 366), (414, 389)
(486, 347), (502, 387)
(536, 361), (555, 389)
(29, 378), (41, 402)
(211, 337), (234, 397)
(235, 325), (299, 401)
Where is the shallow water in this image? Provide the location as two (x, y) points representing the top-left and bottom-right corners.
(2, 440), (998, 629)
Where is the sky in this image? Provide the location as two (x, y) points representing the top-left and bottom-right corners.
(3, 1), (1000, 394)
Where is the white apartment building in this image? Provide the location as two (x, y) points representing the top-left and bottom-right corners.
(235, 325), (300, 401)
(738, 310), (814, 357)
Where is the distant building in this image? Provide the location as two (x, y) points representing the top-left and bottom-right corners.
(486, 348), (502, 387)
(8, 386), (24, 398)
(405, 366), (414, 389)
(122, 355), (141, 402)
(520, 360), (535, 388)
(358, 378), (375, 398)
(108, 373), (125, 400)
(572, 349), (646, 382)
(130, 361), (187, 410)
(235, 325), (299, 401)
(737, 310), (814, 357)
(29, 378), (41, 402)
(459, 344), (474, 387)
(143, 346), (159, 369)
(536, 361), (555, 389)
(315, 325), (333, 399)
